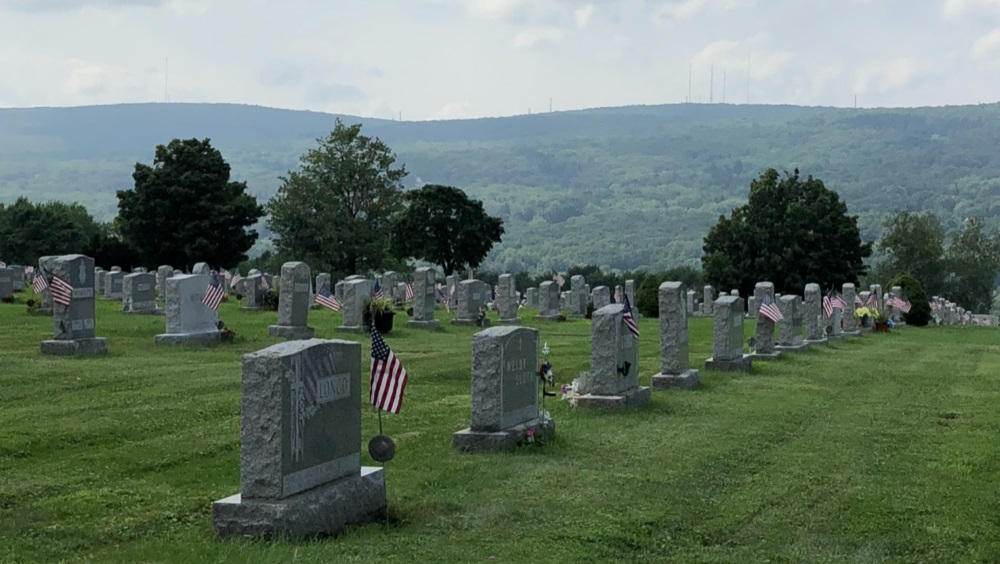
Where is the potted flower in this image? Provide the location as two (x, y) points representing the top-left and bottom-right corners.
(874, 311), (890, 333)
(363, 296), (396, 334)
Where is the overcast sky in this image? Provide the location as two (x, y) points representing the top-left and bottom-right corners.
(1, 0), (998, 120)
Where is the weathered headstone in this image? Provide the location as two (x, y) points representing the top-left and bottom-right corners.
(803, 284), (827, 344)
(775, 295), (808, 352)
(453, 327), (554, 452)
(525, 287), (538, 309)
(243, 274), (264, 310)
(570, 275), (587, 317)
(704, 295), (752, 372)
(334, 280), (345, 301)
(192, 262), (210, 275)
(95, 270), (107, 300)
(869, 284), (883, 313)
(268, 262), (315, 340)
(686, 290), (696, 316)
(446, 274), (460, 303)
(575, 304), (652, 410)
(156, 265), (174, 301)
(155, 274), (221, 344)
(827, 305), (843, 338)
(592, 286), (611, 310)
(34, 256), (57, 314)
(336, 279), (368, 332)
(104, 271), (123, 300)
(842, 283), (860, 335)
(751, 282), (780, 359)
(451, 280), (481, 325)
(625, 280), (637, 318)
(110, 266), (122, 273)
(534, 281), (560, 320)
(747, 296), (758, 318)
(701, 285), (714, 316)
(381, 271), (399, 301)
(890, 285), (904, 324)
(408, 267), (440, 329)
(122, 272), (162, 315)
(652, 282), (700, 389)
(496, 274), (520, 324)
(40, 255), (108, 356)
(212, 339), (385, 538)
(0, 268), (13, 300)
(6, 266), (24, 292)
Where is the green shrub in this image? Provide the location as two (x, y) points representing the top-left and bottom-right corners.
(636, 273), (668, 318)
(886, 273), (931, 326)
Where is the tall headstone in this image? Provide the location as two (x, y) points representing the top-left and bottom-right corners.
(334, 280), (345, 301)
(803, 284), (827, 344)
(575, 304), (652, 410)
(212, 339), (385, 538)
(751, 282), (780, 358)
(109, 266), (122, 273)
(34, 256), (57, 314)
(446, 274), (460, 303)
(535, 281), (560, 320)
(625, 280), (637, 317)
(6, 266), (24, 292)
(651, 282), (700, 389)
(592, 286), (611, 310)
(381, 271), (399, 301)
(95, 270), (107, 301)
(268, 262), (315, 340)
(775, 295), (808, 352)
(704, 295), (752, 372)
(570, 275), (587, 317)
(336, 279), (369, 332)
(747, 296), (758, 319)
(497, 274), (520, 324)
(155, 274), (221, 344)
(453, 327), (554, 452)
(408, 267), (440, 329)
(525, 287), (538, 309)
(452, 280), (481, 325)
(243, 274), (264, 310)
(156, 265), (174, 301)
(686, 290), (696, 316)
(890, 285), (904, 323)
(40, 255), (108, 356)
(701, 285), (714, 315)
(828, 305), (843, 338)
(870, 284), (883, 313)
(122, 272), (162, 315)
(843, 283), (860, 334)
(192, 262), (210, 275)
(104, 271), (123, 300)
(0, 268), (13, 300)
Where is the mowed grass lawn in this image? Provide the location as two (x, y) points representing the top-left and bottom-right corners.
(2, 293), (1000, 563)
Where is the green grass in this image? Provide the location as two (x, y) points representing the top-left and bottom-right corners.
(2, 294), (1000, 563)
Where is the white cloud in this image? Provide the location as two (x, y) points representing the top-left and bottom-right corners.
(943, 0), (1000, 19)
(973, 27), (1000, 56)
(574, 3), (596, 29)
(428, 101), (472, 120)
(691, 34), (792, 80)
(512, 27), (566, 48)
(653, 0), (756, 23)
(853, 58), (929, 95)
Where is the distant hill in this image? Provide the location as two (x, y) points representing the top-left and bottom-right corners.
(2, 102), (999, 272)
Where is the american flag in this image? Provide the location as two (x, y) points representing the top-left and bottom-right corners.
(32, 272), (48, 294)
(888, 296), (911, 313)
(405, 282), (414, 301)
(370, 327), (408, 414)
(0, 261), (6, 268)
(854, 294), (863, 306)
(822, 291), (835, 318)
(865, 292), (878, 309)
(759, 295), (784, 322)
(614, 286), (623, 304)
(202, 273), (225, 311)
(315, 288), (342, 311)
(372, 280), (384, 299)
(831, 293), (847, 310)
(25, 266), (34, 275)
(622, 294), (639, 340)
(552, 271), (565, 288)
(260, 276), (270, 291)
(230, 272), (243, 287)
(50, 275), (73, 307)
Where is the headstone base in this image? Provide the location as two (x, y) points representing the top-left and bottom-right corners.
(496, 318), (522, 325)
(775, 342), (810, 353)
(652, 370), (701, 390)
(406, 320), (441, 330)
(704, 355), (753, 373)
(40, 338), (108, 357)
(805, 338), (829, 346)
(104, 294), (123, 300)
(241, 306), (262, 311)
(574, 386), (651, 411)
(453, 417), (556, 453)
(842, 330), (862, 337)
(154, 331), (221, 345)
(450, 319), (479, 327)
(533, 315), (561, 322)
(266, 325), (315, 340)
(212, 466), (386, 539)
(750, 351), (782, 361)
(335, 325), (365, 333)
(31, 307), (53, 317)
(123, 308), (164, 316)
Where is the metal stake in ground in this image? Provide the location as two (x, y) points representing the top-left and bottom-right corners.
(368, 409), (395, 527)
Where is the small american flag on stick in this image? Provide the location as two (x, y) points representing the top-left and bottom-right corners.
(759, 295), (784, 322)
(865, 293), (878, 309)
(405, 282), (414, 301)
(50, 275), (73, 307)
(202, 273), (225, 311)
(370, 327), (408, 414)
(372, 281), (384, 299)
(32, 273), (48, 294)
(315, 288), (342, 311)
(230, 272), (243, 287)
(552, 271), (565, 289)
(260, 276), (270, 291)
(622, 294), (639, 340)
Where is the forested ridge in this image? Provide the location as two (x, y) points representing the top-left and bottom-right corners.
(2, 101), (998, 272)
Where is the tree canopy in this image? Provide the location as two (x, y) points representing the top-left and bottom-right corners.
(389, 184), (504, 275)
(267, 119), (407, 275)
(874, 211), (946, 297)
(116, 138), (263, 270)
(0, 197), (100, 264)
(944, 217), (1000, 312)
(702, 168), (871, 296)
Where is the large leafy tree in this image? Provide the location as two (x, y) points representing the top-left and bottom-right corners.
(117, 138), (263, 269)
(875, 211), (946, 296)
(702, 168), (871, 295)
(389, 184), (504, 275)
(945, 216), (1000, 312)
(0, 197), (101, 263)
(267, 119), (407, 275)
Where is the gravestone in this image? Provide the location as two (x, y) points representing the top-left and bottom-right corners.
(842, 283), (860, 335)
(614, 285), (623, 303)
(122, 273), (162, 315)
(381, 271), (399, 301)
(701, 285), (714, 316)
(775, 295), (808, 352)
(453, 326), (554, 452)
(451, 280), (481, 325)
(747, 296), (758, 318)
(212, 339), (385, 538)
(585, 284), (591, 304)
(525, 287), (537, 309)
(314, 273), (331, 309)
(104, 271), (123, 300)
(408, 267), (440, 329)
(534, 281), (560, 320)
(570, 275), (587, 317)
(751, 282), (780, 359)
(268, 262), (315, 340)
(34, 256), (57, 314)
(110, 266), (122, 273)
(890, 285), (904, 324)
(704, 295), (752, 372)
(0, 268), (13, 300)
(446, 274), (460, 303)
(592, 286), (611, 310)
(395, 283), (407, 305)
(213, 270), (230, 294)
(192, 262), (210, 275)
(686, 290), (696, 316)
(155, 274), (221, 344)
(625, 280), (638, 318)
(869, 284), (883, 313)
(574, 304), (651, 410)
(496, 274), (520, 324)
(133, 267), (147, 273)
(243, 274), (264, 310)
(651, 282), (700, 389)
(95, 270), (107, 300)
(803, 284), (827, 344)
(40, 255), (108, 356)
(334, 280), (345, 301)
(156, 265), (174, 300)
(559, 291), (568, 311)
(336, 279), (368, 332)
(7, 266), (24, 292)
